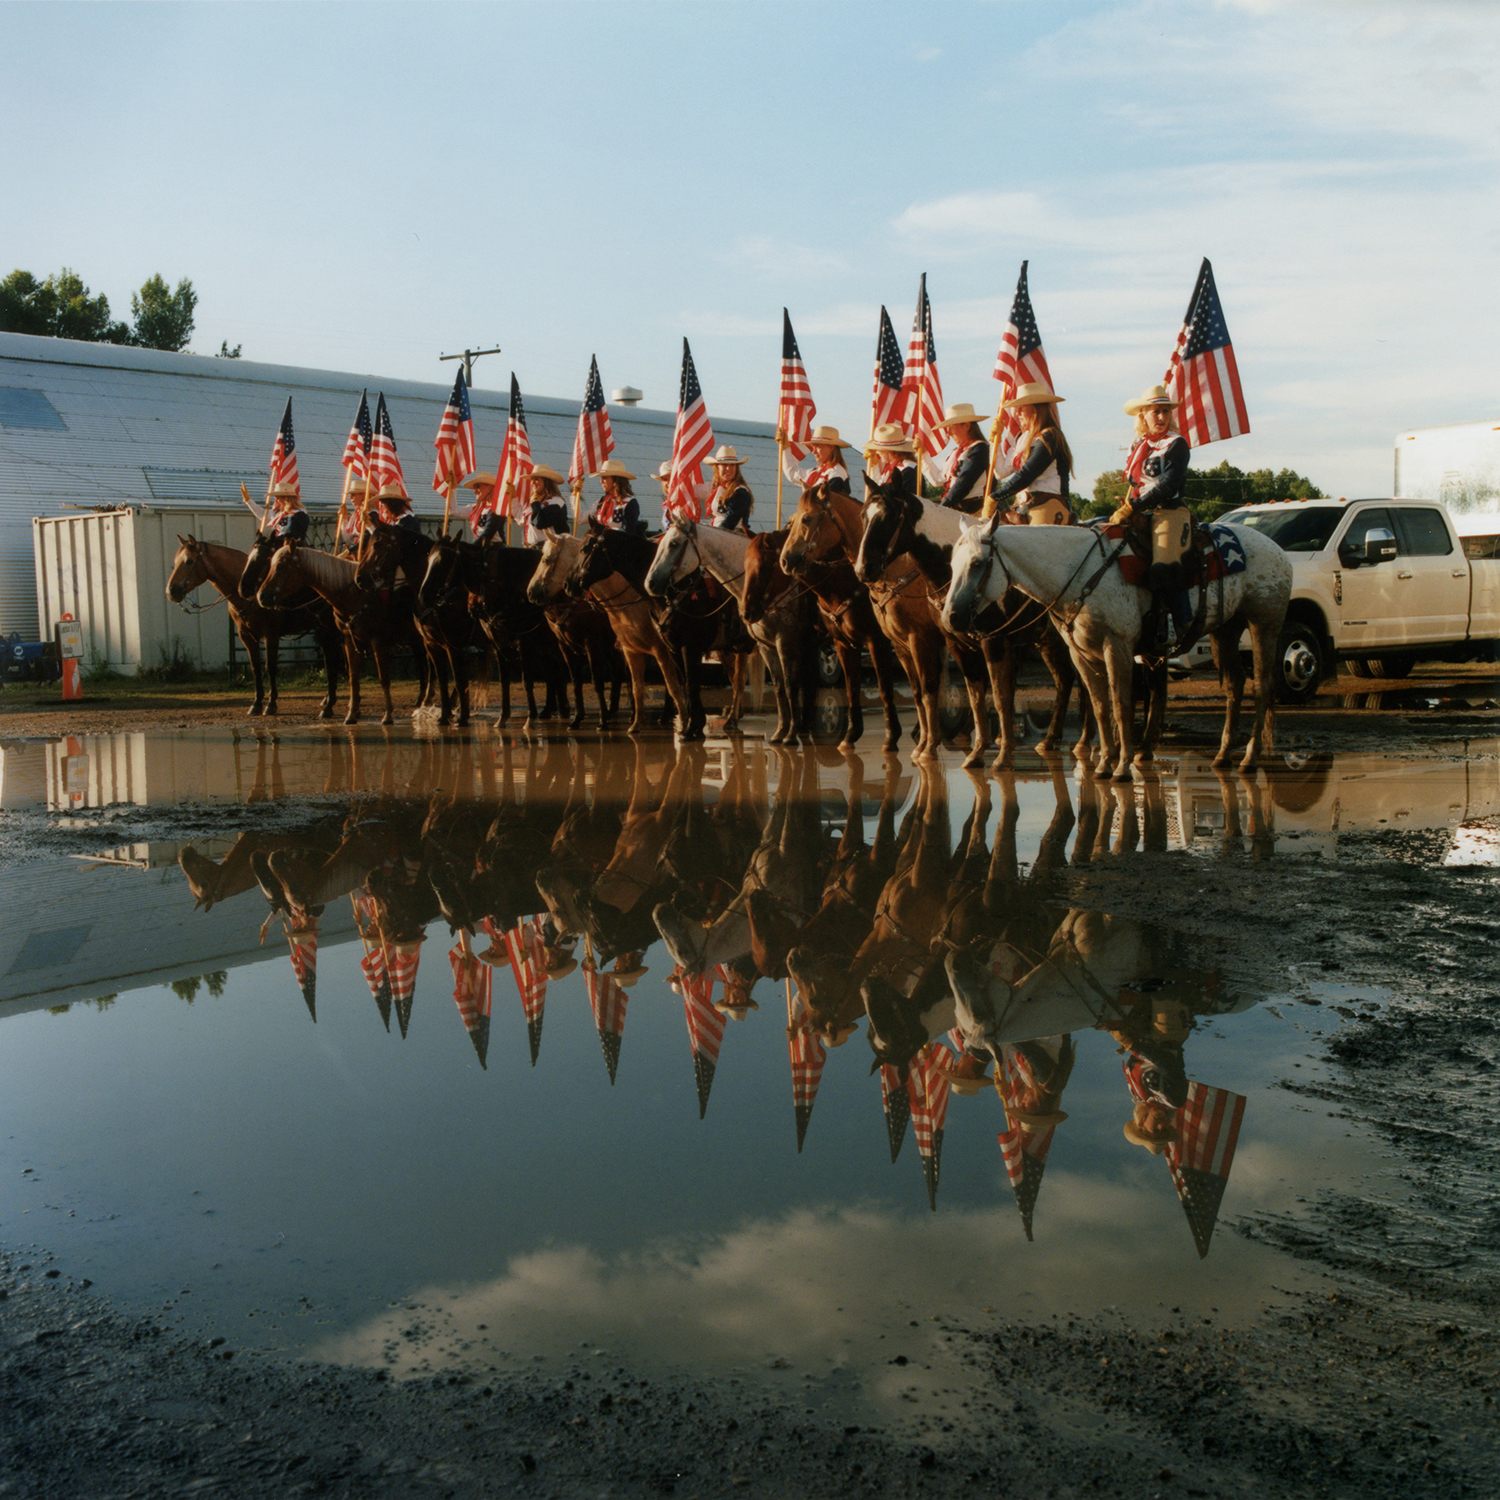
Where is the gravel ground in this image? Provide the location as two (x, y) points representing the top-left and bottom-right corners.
(2, 680), (1498, 1498)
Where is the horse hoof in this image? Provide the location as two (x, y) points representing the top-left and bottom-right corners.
(343, 714), (359, 727)
(1134, 749), (1154, 765)
(1037, 736), (1059, 752)
(883, 738), (901, 753)
(991, 751), (1015, 772)
(317, 708), (333, 722)
(961, 748), (984, 770)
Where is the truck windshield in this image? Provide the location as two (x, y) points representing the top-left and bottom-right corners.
(1222, 507), (1342, 553)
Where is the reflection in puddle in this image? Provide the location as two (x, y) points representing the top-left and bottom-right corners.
(0, 727), (1485, 1398)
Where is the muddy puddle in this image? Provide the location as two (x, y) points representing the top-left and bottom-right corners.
(1, 726), (1496, 1427)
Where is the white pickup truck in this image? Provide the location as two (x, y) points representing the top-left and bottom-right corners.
(1211, 498), (1500, 702)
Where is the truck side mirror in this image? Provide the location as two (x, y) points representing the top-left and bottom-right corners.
(1363, 528), (1397, 565)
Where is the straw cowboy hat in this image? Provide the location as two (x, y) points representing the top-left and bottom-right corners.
(706, 445), (748, 469)
(375, 482), (409, 503)
(653, 461), (673, 484)
(866, 422), (917, 454)
(805, 424), (856, 449)
(1002, 381), (1066, 410)
(1123, 1118), (1179, 1154)
(524, 464), (564, 486)
(715, 996), (760, 1020)
(936, 402), (988, 428)
(611, 962), (649, 987)
(270, 481), (301, 499)
(599, 458), (636, 480)
(1123, 383), (1182, 415)
(1007, 1108), (1069, 1132)
(459, 471), (497, 491)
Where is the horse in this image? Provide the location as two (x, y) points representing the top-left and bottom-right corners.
(167, 534), (340, 718)
(528, 530), (690, 736)
(645, 519), (808, 745)
(782, 481), (948, 761)
(743, 526), (903, 753)
(257, 542), (426, 726)
(854, 480), (1086, 769)
(945, 514), (1291, 778)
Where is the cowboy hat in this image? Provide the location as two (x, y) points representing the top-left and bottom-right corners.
(1002, 381), (1065, 409)
(706, 445), (748, 469)
(1008, 1108), (1069, 1132)
(714, 997), (760, 1019)
(599, 459), (636, 480)
(936, 402), (988, 427)
(270, 481), (301, 498)
(611, 963), (649, 987)
(544, 957), (578, 981)
(1123, 383), (1181, 415)
(524, 464), (564, 486)
(1123, 1119), (1178, 1154)
(804, 424), (855, 449)
(459, 471), (497, 490)
(376, 482), (409, 503)
(866, 422), (916, 454)
(653, 461), (673, 483)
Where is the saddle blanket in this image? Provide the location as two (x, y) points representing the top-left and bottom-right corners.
(1096, 522), (1248, 588)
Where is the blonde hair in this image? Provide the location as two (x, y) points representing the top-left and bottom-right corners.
(1132, 407), (1180, 440)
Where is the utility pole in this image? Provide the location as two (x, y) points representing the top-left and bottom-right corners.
(440, 345), (503, 389)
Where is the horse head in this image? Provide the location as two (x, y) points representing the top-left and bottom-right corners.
(418, 532), (463, 609)
(785, 939), (861, 1040)
(568, 525), (614, 598)
(779, 481), (841, 577)
(166, 534), (204, 604)
(740, 530), (780, 625)
(238, 530), (281, 598)
(255, 540), (299, 608)
(645, 517), (693, 598)
(942, 515), (998, 634)
(861, 974), (927, 1082)
(854, 476), (916, 584)
(353, 521), (400, 591)
(526, 533), (575, 606)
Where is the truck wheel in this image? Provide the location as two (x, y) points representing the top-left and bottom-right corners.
(815, 639), (843, 689)
(1274, 622), (1324, 705)
(1343, 658), (1373, 678)
(1364, 656), (1414, 679)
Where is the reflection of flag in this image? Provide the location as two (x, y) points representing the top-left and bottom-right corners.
(900, 274), (945, 459)
(907, 1046), (950, 1211)
(584, 964), (629, 1084)
(667, 339), (714, 524)
(352, 891), (391, 1030)
(879, 1061), (911, 1163)
(268, 397), (300, 499)
(286, 927), (317, 1022)
(681, 973), (727, 1119)
(568, 355), (614, 486)
(341, 389), (374, 478)
(779, 309), (817, 459)
(448, 942), (492, 1069)
(991, 261), (1054, 471)
(1163, 257), (1249, 448)
(500, 917), (548, 1066)
(1166, 1082), (1246, 1259)
(369, 394), (406, 498)
(388, 940), (423, 1039)
(870, 305), (904, 436)
(787, 1021), (826, 1153)
(432, 369), (477, 495)
(995, 1047), (1056, 1243)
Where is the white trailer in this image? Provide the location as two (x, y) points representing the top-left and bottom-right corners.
(1394, 417), (1500, 517)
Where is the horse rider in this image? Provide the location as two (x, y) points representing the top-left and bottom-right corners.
(704, 445), (754, 533)
(778, 423), (854, 495)
(591, 459), (642, 533)
(925, 402), (990, 513)
(521, 465), (569, 544)
(989, 381), (1074, 525)
(655, 460), (704, 527)
(1117, 383), (1193, 649)
(460, 471), (502, 543)
(266, 481), (309, 543)
(864, 423), (919, 497)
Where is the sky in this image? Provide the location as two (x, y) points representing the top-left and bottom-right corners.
(4, 0), (1497, 498)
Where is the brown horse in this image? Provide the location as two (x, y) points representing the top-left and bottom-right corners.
(527, 530), (691, 736)
(257, 542), (424, 726)
(781, 482), (952, 761)
(166, 535), (340, 718)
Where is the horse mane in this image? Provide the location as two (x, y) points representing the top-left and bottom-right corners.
(273, 544), (356, 592)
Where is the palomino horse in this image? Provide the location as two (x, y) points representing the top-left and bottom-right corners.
(257, 543), (425, 726)
(783, 481), (951, 760)
(645, 519), (808, 745)
(743, 527), (903, 753)
(854, 480), (1085, 769)
(945, 514), (1291, 777)
(527, 531), (690, 736)
(167, 535), (340, 718)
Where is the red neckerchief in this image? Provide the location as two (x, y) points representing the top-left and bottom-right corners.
(1126, 435), (1175, 494)
(595, 493), (617, 526)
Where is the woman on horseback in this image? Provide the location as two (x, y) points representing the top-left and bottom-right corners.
(864, 423), (919, 497)
(705, 445), (754, 533)
(267, 481), (309, 543)
(591, 460), (641, 533)
(1119, 383), (1193, 647)
(521, 465), (569, 544)
(926, 402), (991, 512)
(778, 423), (853, 495)
(990, 382), (1073, 525)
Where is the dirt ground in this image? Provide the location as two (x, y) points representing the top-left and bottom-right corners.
(2, 670), (1498, 1498)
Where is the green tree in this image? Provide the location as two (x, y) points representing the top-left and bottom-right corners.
(0, 267), (130, 343)
(171, 975), (202, 1003)
(1084, 460), (1323, 523)
(1084, 470), (1128, 519)
(130, 273), (196, 352)
(216, 340), (241, 359)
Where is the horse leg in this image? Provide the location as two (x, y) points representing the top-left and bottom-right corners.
(1072, 650), (1114, 773)
(374, 638), (396, 727)
(984, 638), (1017, 771)
(264, 632), (281, 716)
(1035, 624), (1075, 753)
(342, 636), (362, 726)
(870, 635), (903, 753)
(722, 650), (746, 733)
(958, 652), (992, 770)
(243, 629), (266, 717)
(450, 642), (471, 728)
(1102, 638), (1136, 780)
(779, 633), (806, 746)
(1244, 618), (1278, 771)
(429, 641), (453, 727)
(836, 641), (864, 749)
(318, 628), (339, 720)
(624, 651), (651, 734)
(679, 645), (705, 742)
(1137, 660), (1168, 761)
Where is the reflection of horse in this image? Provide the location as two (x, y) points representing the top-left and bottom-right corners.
(166, 535), (341, 719)
(855, 481), (1084, 768)
(946, 515), (1291, 778)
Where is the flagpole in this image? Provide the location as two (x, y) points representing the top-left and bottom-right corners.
(982, 395), (1007, 511)
(571, 481), (584, 536)
(334, 465), (354, 552)
(443, 455), (458, 535)
(775, 433), (786, 530)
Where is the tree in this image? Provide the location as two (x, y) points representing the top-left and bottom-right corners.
(0, 267), (130, 343)
(131, 273), (196, 352)
(1084, 459), (1323, 523)
(1085, 470), (1129, 519)
(216, 340), (241, 359)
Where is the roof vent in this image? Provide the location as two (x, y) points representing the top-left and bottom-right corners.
(611, 386), (643, 406)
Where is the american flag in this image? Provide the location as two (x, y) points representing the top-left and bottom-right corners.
(1166, 1082), (1247, 1259)
(870, 305), (905, 437)
(387, 939), (422, 1039)
(448, 942), (492, 1070)
(787, 1010), (826, 1153)
(668, 338), (714, 522)
(906, 1045), (950, 1211)
(900, 274), (946, 459)
(352, 890), (392, 1031)
(341, 390), (374, 477)
(584, 964), (629, 1085)
(431, 369), (478, 496)
(369, 394), (407, 504)
(568, 355), (614, 487)
(879, 1061), (911, 1162)
(995, 1045), (1059, 1243)
(268, 397), (300, 499)
(473, 373), (533, 537)
(286, 927), (316, 1021)
(500, 917), (548, 1067)
(992, 261), (1055, 469)
(681, 973), (727, 1119)
(779, 309), (817, 458)
(1163, 257), (1250, 448)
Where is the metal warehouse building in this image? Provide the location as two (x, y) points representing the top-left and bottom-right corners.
(0, 331), (781, 669)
